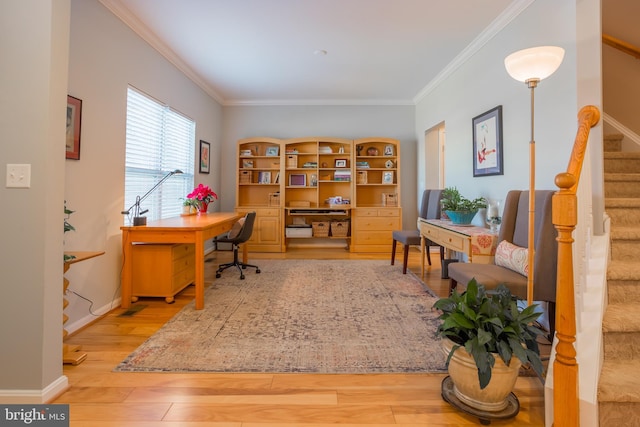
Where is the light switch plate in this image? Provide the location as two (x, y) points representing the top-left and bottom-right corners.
(6, 164), (31, 188)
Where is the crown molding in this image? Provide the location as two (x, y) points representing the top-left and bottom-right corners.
(99, 0), (225, 104)
(413, 0), (535, 104)
(222, 98), (415, 107)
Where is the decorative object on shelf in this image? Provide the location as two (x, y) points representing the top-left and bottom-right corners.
(310, 174), (318, 187)
(384, 145), (394, 156)
(382, 193), (398, 206)
(187, 183), (218, 214)
(472, 106), (503, 177)
(504, 45), (564, 305)
(288, 173), (306, 186)
(258, 171), (271, 184)
(335, 159), (347, 168)
(66, 95), (82, 160)
(366, 146), (379, 156)
(122, 169), (184, 226)
(440, 187), (487, 225)
(199, 140), (210, 174)
(382, 171), (394, 184)
(385, 159), (394, 169)
(64, 201), (76, 262)
(242, 159), (254, 168)
(356, 145), (363, 156)
(240, 149), (253, 156)
(485, 199), (502, 232)
(433, 280), (544, 415)
(181, 198), (198, 215)
(266, 146), (279, 156)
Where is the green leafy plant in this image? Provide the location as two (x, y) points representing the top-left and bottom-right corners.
(64, 201), (76, 262)
(440, 187), (487, 212)
(433, 279), (545, 389)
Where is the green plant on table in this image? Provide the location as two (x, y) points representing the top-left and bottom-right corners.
(440, 187), (487, 212)
(433, 279), (545, 389)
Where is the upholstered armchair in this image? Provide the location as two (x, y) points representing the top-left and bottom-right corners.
(447, 190), (557, 333)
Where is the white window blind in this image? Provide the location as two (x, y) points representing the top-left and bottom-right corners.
(123, 87), (195, 225)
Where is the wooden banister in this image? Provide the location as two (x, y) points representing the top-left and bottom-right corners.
(603, 33), (640, 60)
(552, 105), (600, 427)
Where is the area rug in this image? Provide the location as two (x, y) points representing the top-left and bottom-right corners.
(114, 259), (447, 373)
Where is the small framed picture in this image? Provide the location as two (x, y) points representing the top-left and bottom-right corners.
(199, 140), (210, 174)
(66, 95), (82, 160)
(335, 159), (347, 168)
(382, 171), (394, 184)
(242, 159), (254, 168)
(258, 171), (271, 184)
(289, 173), (306, 186)
(384, 145), (394, 156)
(266, 146), (279, 156)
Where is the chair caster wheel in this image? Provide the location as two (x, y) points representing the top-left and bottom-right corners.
(256, 269), (261, 273)
(240, 275), (245, 280)
(216, 273), (221, 278)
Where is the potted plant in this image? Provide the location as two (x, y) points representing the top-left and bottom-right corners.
(187, 184), (218, 214)
(181, 198), (199, 215)
(440, 187), (487, 224)
(64, 201), (76, 262)
(433, 279), (545, 412)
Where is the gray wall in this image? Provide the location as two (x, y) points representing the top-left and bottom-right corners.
(0, 0), (70, 399)
(416, 0), (580, 220)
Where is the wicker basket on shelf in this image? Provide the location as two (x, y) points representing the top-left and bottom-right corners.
(330, 220), (349, 237)
(312, 221), (330, 237)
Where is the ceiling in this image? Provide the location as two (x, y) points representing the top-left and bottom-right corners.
(100, 0), (529, 105)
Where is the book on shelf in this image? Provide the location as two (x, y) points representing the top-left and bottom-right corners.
(334, 170), (351, 182)
(356, 161), (370, 169)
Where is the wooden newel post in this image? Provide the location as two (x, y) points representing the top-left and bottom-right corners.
(553, 173), (579, 427)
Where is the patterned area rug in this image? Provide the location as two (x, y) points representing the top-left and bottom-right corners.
(115, 259), (447, 373)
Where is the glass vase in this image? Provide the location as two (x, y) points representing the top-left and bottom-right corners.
(485, 199), (502, 233)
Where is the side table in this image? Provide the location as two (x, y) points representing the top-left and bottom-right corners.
(63, 251), (105, 365)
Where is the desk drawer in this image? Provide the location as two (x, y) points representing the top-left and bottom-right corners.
(440, 233), (466, 252)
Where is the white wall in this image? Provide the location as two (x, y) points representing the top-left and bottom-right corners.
(63, 0), (223, 333)
(416, 0), (577, 214)
(221, 105), (417, 226)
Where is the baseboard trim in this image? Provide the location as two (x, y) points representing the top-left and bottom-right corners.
(0, 375), (69, 403)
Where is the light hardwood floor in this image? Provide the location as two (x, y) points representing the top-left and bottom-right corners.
(54, 247), (546, 426)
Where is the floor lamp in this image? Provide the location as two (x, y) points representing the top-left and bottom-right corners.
(504, 46), (565, 305)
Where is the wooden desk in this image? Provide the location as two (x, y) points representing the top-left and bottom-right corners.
(121, 212), (241, 310)
(418, 219), (498, 273)
(64, 251), (105, 364)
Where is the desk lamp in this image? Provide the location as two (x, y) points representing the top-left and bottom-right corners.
(121, 169), (183, 226)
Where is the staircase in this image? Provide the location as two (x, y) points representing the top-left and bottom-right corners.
(598, 134), (640, 426)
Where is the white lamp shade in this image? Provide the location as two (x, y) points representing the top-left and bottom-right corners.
(504, 46), (565, 82)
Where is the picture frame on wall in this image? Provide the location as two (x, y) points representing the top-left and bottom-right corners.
(199, 140), (210, 174)
(472, 105), (503, 177)
(66, 95), (82, 160)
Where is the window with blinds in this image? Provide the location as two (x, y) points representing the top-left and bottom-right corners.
(123, 87), (195, 225)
